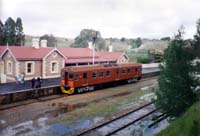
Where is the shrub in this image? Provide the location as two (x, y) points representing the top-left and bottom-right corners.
(137, 55), (151, 63)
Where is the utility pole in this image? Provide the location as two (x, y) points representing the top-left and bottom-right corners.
(92, 32), (98, 65)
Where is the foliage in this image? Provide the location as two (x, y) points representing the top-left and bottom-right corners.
(15, 17), (25, 46)
(157, 101), (200, 136)
(160, 37), (171, 41)
(156, 28), (197, 117)
(137, 54), (151, 64)
(120, 37), (126, 42)
(0, 17), (25, 46)
(40, 34), (57, 47)
(148, 49), (164, 62)
(193, 19), (200, 58)
(4, 17), (16, 45)
(136, 37), (142, 47)
(73, 29), (106, 51)
(0, 20), (5, 45)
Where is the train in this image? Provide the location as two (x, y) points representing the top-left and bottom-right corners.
(60, 63), (142, 94)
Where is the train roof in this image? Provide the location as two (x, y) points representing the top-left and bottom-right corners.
(64, 63), (142, 72)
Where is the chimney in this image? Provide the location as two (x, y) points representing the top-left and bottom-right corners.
(41, 39), (47, 48)
(88, 41), (93, 49)
(109, 45), (113, 52)
(32, 38), (39, 49)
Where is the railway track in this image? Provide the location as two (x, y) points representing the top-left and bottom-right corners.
(75, 102), (158, 136)
(0, 76), (158, 110)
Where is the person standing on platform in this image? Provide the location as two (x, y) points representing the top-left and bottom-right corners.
(31, 77), (35, 88)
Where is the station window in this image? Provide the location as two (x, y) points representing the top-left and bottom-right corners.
(115, 69), (119, 75)
(83, 73), (87, 78)
(92, 72), (97, 78)
(7, 61), (13, 75)
(75, 74), (79, 80)
(51, 61), (58, 73)
(128, 68), (131, 74)
(106, 70), (110, 77)
(99, 71), (104, 77)
(122, 68), (126, 74)
(25, 61), (35, 75)
(69, 73), (73, 79)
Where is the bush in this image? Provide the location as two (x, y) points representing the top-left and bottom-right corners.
(137, 55), (151, 63)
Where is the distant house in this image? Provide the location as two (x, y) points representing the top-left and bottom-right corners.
(0, 41), (129, 83)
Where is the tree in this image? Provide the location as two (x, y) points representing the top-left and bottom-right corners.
(40, 34), (57, 47)
(73, 29), (106, 51)
(193, 19), (200, 58)
(135, 37), (142, 47)
(161, 37), (171, 41)
(0, 20), (5, 45)
(4, 17), (16, 45)
(156, 28), (197, 117)
(15, 17), (25, 46)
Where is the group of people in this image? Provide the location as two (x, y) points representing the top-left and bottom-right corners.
(15, 73), (25, 85)
(31, 77), (42, 88)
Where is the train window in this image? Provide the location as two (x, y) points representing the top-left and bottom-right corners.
(106, 70), (110, 77)
(75, 74), (79, 80)
(69, 73), (73, 79)
(83, 73), (87, 78)
(92, 72), (97, 78)
(128, 69), (131, 74)
(135, 68), (138, 72)
(99, 71), (104, 77)
(116, 69), (119, 75)
(122, 68), (126, 74)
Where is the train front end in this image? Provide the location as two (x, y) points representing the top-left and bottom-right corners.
(60, 68), (75, 95)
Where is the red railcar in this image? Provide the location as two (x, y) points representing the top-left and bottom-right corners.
(60, 63), (142, 94)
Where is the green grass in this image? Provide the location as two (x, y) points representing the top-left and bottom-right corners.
(157, 100), (200, 136)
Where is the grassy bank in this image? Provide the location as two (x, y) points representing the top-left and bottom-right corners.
(157, 100), (200, 136)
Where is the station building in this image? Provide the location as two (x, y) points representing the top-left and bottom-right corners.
(0, 40), (129, 83)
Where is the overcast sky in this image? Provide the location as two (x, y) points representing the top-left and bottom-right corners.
(1, 0), (200, 39)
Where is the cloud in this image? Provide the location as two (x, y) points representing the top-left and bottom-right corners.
(1, 0), (200, 39)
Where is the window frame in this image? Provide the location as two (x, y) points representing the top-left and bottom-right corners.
(25, 61), (35, 75)
(6, 61), (13, 75)
(50, 61), (59, 73)
(122, 68), (126, 75)
(92, 71), (97, 78)
(99, 71), (104, 77)
(83, 72), (87, 79)
(75, 73), (79, 81)
(106, 70), (110, 77)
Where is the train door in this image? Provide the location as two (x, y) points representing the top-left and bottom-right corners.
(82, 72), (88, 86)
(115, 68), (120, 80)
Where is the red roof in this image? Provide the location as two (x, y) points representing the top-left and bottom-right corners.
(65, 57), (113, 64)
(0, 46), (53, 60)
(59, 48), (99, 58)
(0, 46), (125, 63)
(97, 51), (124, 61)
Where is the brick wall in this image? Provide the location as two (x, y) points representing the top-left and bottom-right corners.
(19, 60), (42, 80)
(44, 51), (65, 78)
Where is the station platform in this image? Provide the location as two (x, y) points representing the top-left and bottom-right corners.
(0, 78), (60, 95)
(0, 68), (160, 95)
